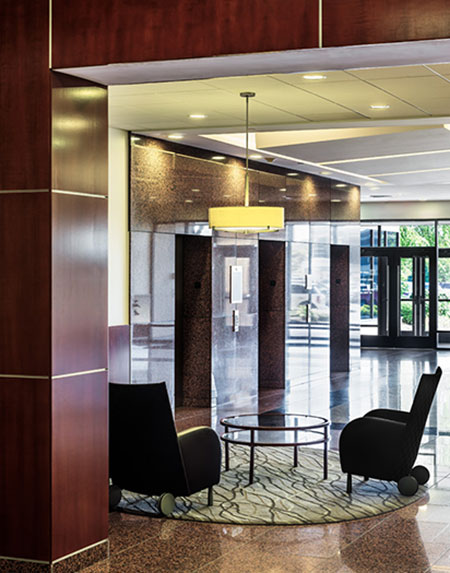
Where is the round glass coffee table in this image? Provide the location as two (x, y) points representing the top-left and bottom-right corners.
(220, 413), (329, 485)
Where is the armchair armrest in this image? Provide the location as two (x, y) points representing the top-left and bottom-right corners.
(340, 416), (407, 479)
(364, 408), (410, 424)
(177, 426), (221, 495)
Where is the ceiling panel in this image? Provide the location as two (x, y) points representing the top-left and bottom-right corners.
(427, 64), (450, 76)
(368, 77), (450, 114)
(377, 169), (450, 186)
(349, 65), (433, 80)
(362, 183), (450, 201)
(330, 152), (450, 176)
(271, 70), (355, 84)
(294, 80), (427, 118)
(262, 128), (450, 165)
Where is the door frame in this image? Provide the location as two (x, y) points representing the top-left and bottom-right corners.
(361, 246), (437, 348)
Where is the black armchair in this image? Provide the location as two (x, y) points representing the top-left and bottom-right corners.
(109, 382), (221, 515)
(339, 366), (442, 496)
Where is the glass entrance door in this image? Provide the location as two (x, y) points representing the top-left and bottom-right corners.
(399, 256), (430, 337)
(361, 248), (436, 347)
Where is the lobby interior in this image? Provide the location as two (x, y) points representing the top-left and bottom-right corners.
(3, 2), (450, 572)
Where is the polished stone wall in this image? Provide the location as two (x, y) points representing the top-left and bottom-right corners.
(129, 135), (360, 408)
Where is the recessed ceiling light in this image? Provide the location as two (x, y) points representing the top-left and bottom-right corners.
(331, 199), (342, 203)
(185, 199), (193, 203)
(191, 188), (200, 192)
(370, 104), (390, 110)
(168, 133), (184, 140)
(249, 154), (263, 159)
(303, 74), (327, 80)
(279, 187), (287, 192)
(212, 155), (226, 160)
(258, 199), (266, 203)
(335, 183), (347, 188)
(287, 172), (298, 177)
(189, 113), (207, 119)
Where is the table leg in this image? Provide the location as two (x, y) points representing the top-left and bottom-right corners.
(224, 425), (229, 471)
(293, 429), (298, 467)
(249, 429), (255, 485)
(323, 426), (328, 480)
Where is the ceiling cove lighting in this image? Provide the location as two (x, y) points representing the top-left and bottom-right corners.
(208, 92), (284, 234)
(303, 74), (327, 80)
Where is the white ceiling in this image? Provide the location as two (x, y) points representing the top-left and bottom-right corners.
(108, 63), (450, 202)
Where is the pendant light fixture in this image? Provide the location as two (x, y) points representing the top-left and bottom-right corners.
(208, 92), (284, 234)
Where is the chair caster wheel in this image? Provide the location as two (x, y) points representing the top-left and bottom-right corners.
(411, 465), (430, 485)
(158, 493), (175, 516)
(109, 485), (122, 511)
(398, 475), (418, 496)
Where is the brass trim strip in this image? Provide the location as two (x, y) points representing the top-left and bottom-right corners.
(52, 190), (107, 199)
(0, 189), (49, 194)
(52, 539), (109, 564)
(52, 368), (107, 379)
(0, 539), (108, 566)
(49, 0), (52, 69)
(0, 555), (49, 564)
(318, 0), (323, 48)
(0, 374), (49, 380)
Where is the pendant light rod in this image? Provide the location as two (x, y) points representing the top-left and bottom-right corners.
(241, 91), (255, 208)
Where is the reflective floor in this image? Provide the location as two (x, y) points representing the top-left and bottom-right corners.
(85, 349), (450, 572)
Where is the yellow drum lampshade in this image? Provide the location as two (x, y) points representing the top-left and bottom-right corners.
(208, 92), (285, 235)
(208, 205), (284, 234)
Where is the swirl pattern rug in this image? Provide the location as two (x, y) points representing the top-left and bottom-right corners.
(118, 446), (425, 525)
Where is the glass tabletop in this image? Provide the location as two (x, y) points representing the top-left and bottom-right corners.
(220, 413), (329, 431)
(221, 428), (327, 447)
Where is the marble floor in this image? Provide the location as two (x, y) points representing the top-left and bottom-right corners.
(84, 349), (450, 572)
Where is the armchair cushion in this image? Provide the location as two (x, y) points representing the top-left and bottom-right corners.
(340, 417), (406, 481)
(178, 426), (221, 495)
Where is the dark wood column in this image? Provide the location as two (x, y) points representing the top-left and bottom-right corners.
(0, 2), (108, 569)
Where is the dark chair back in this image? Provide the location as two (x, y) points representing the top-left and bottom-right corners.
(401, 367), (442, 474)
(109, 382), (188, 496)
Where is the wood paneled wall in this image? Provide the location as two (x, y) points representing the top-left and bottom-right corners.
(0, 2), (109, 563)
(0, 0), (50, 190)
(49, 72), (109, 562)
(52, 0), (318, 68)
(51, 0), (450, 70)
(323, 0), (450, 47)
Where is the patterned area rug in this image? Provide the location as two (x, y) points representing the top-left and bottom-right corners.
(118, 446), (425, 525)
